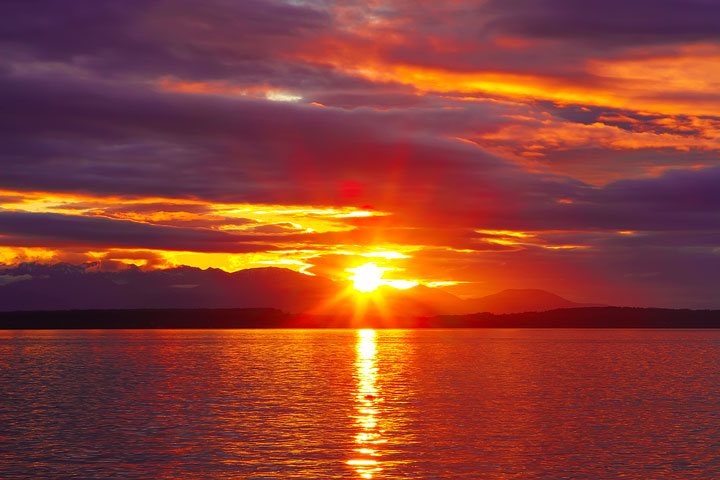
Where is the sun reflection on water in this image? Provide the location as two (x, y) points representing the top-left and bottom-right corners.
(348, 329), (385, 478)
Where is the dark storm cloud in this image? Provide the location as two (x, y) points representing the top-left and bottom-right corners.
(520, 148), (720, 186)
(0, 66), (534, 208)
(601, 166), (720, 213)
(502, 169), (720, 232)
(2, 0), (720, 308)
(4, 59), (719, 236)
(3, 0), (718, 93)
(484, 0), (720, 46)
(0, 0), (331, 78)
(538, 102), (713, 136)
(2, 42), (719, 239)
(0, 211), (278, 253)
(0, 0), (395, 107)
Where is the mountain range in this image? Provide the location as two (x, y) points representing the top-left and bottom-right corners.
(0, 263), (600, 315)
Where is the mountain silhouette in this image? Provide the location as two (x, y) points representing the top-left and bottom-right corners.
(0, 263), (598, 315)
(466, 289), (603, 314)
(0, 263), (335, 312)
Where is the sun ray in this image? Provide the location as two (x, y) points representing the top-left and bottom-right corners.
(347, 262), (418, 293)
(348, 263), (388, 293)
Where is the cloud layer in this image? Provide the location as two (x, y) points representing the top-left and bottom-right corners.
(2, 0), (720, 308)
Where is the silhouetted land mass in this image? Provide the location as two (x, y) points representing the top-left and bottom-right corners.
(0, 263), (602, 315)
(0, 308), (290, 329)
(0, 307), (719, 329)
(428, 307), (720, 329)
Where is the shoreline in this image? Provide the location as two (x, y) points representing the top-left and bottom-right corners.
(1, 306), (719, 329)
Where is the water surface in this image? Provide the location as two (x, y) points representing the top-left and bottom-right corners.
(1, 328), (719, 479)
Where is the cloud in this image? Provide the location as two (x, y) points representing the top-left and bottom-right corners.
(484, 0), (720, 46)
(0, 274), (32, 286)
(0, 211), (279, 253)
(2, 0), (720, 308)
(1, 0), (332, 80)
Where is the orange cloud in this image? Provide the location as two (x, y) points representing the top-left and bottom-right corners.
(0, 189), (388, 233)
(481, 119), (720, 152)
(157, 77), (302, 102)
(471, 117), (720, 182)
(296, 37), (720, 116)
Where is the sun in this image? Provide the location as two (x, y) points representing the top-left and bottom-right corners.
(347, 263), (388, 293)
(347, 262), (420, 293)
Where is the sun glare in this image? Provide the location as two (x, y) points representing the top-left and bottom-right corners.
(348, 263), (388, 293)
(347, 262), (419, 293)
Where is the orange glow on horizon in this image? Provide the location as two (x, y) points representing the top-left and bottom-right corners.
(347, 262), (418, 293)
(348, 263), (387, 293)
(6, 0), (716, 314)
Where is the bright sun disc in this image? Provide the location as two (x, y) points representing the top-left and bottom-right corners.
(348, 263), (388, 293)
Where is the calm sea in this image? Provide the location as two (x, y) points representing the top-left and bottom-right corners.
(1, 329), (719, 479)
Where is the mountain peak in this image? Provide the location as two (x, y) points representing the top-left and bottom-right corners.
(467, 288), (594, 314)
(0, 263), (603, 315)
(489, 289), (570, 300)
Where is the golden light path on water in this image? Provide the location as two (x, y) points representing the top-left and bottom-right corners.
(348, 329), (386, 478)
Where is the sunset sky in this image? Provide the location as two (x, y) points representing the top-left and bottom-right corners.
(2, 0), (720, 308)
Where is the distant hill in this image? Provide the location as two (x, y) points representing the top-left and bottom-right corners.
(358, 287), (597, 316)
(427, 307), (720, 329)
(466, 289), (603, 314)
(0, 263), (336, 312)
(0, 262), (598, 316)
